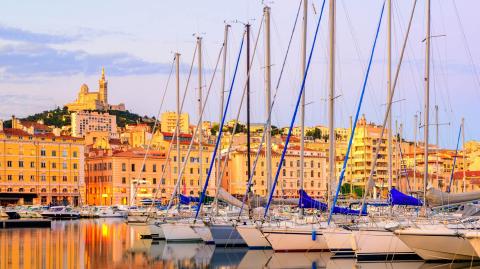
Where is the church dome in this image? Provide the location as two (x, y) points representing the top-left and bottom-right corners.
(80, 83), (89, 93)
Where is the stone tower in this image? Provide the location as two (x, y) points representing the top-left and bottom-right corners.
(98, 67), (108, 106)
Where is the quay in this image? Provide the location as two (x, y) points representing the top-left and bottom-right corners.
(1, 219), (51, 229)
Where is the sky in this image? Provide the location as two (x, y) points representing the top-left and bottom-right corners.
(0, 0), (479, 148)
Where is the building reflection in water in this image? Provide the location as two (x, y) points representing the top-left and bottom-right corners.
(0, 219), (473, 269)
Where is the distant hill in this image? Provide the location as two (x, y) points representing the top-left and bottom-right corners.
(3, 107), (155, 129)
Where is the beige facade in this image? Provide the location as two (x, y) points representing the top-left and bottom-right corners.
(71, 111), (118, 138)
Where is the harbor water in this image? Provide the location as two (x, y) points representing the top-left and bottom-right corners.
(1, 218), (479, 269)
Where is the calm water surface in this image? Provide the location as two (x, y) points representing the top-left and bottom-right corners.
(0, 219), (479, 269)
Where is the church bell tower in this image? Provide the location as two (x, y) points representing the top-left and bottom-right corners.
(98, 67), (108, 107)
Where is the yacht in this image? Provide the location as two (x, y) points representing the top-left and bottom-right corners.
(41, 206), (80, 219)
(96, 206), (128, 218)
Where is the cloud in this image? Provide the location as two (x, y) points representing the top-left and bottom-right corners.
(0, 25), (79, 44)
(0, 43), (182, 78)
(0, 93), (55, 119)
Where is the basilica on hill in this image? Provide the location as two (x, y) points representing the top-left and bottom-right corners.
(66, 68), (125, 112)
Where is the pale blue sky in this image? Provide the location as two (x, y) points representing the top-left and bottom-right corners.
(0, 0), (479, 148)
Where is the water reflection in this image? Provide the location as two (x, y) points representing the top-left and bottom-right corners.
(1, 219), (480, 268)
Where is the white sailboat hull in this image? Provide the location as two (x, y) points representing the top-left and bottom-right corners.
(161, 223), (203, 243)
(354, 229), (419, 261)
(322, 228), (355, 257)
(395, 229), (479, 261)
(263, 227), (328, 252)
(237, 225), (271, 249)
(192, 224), (214, 244)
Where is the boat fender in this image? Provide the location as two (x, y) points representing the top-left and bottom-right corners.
(311, 230), (316, 241)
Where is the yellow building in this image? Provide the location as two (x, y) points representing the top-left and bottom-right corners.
(0, 127), (85, 205)
(160, 111), (190, 133)
(66, 68), (125, 112)
(224, 145), (327, 198)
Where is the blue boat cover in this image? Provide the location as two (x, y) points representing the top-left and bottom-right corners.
(179, 194), (200, 205)
(389, 188), (422, 206)
(298, 190), (367, 215)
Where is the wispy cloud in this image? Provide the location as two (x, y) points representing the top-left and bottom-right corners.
(0, 25), (79, 44)
(0, 93), (55, 119)
(0, 43), (180, 78)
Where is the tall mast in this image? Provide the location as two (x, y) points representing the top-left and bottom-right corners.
(246, 23), (252, 193)
(387, 0), (393, 192)
(300, 0), (308, 216)
(328, 0), (336, 207)
(197, 37), (203, 194)
(175, 52), (182, 194)
(218, 24), (229, 199)
(264, 6), (273, 196)
(435, 105), (439, 185)
(423, 0), (431, 205)
(462, 117), (466, 192)
(413, 113), (418, 191)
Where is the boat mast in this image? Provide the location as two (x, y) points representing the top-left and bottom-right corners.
(197, 37), (203, 194)
(423, 0), (431, 206)
(327, 0), (336, 208)
(246, 23), (252, 195)
(300, 0), (308, 216)
(435, 105), (439, 186)
(387, 0), (393, 193)
(175, 52), (182, 195)
(217, 24), (229, 208)
(462, 117), (466, 192)
(413, 113), (417, 191)
(264, 6), (273, 197)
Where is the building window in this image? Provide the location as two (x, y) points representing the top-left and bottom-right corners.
(19, 161), (24, 168)
(122, 177), (126, 184)
(7, 175), (12, 181)
(41, 175), (46, 181)
(62, 150), (67, 157)
(7, 188), (12, 192)
(30, 175), (35, 181)
(62, 162), (67, 169)
(74, 176), (78, 182)
(41, 162), (46, 168)
(153, 164), (157, 172)
(7, 161), (12, 167)
(40, 149), (46, 156)
(142, 165), (146, 172)
(19, 174), (24, 181)
(30, 162), (35, 168)
(30, 188), (35, 193)
(52, 150), (56, 157)
(73, 151), (78, 157)
(52, 163), (56, 169)
(190, 168), (194, 174)
(63, 176), (67, 182)
(19, 188), (24, 192)
(73, 163), (78, 169)
(161, 178), (165, 184)
(52, 176), (56, 182)
(153, 178), (157, 184)
(122, 163), (126, 172)
(131, 164), (135, 172)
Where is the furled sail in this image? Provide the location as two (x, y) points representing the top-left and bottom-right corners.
(217, 187), (248, 209)
(426, 186), (480, 207)
(389, 188), (422, 206)
(298, 190), (367, 215)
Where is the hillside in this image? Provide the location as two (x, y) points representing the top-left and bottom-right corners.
(4, 107), (154, 128)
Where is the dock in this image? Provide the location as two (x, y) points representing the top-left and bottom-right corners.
(0, 219), (51, 229)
